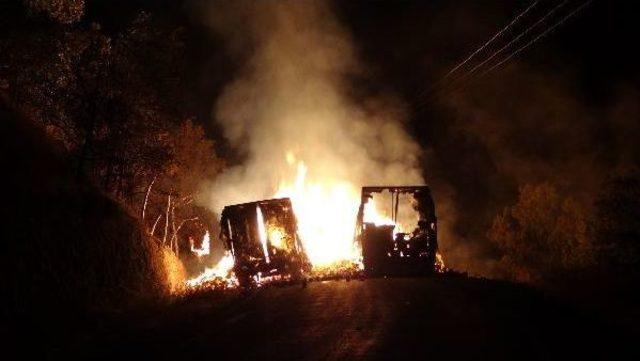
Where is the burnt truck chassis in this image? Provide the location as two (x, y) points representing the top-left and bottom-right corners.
(220, 198), (311, 286)
(355, 186), (438, 277)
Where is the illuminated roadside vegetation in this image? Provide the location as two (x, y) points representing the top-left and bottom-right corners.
(0, 0), (224, 305)
(489, 175), (640, 283)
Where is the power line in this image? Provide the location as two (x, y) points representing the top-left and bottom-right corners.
(443, 0), (540, 80)
(480, 0), (594, 78)
(415, 0), (541, 105)
(450, 0), (570, 87)
(414, 0), (594, 111)
(416, 0), (559, 108)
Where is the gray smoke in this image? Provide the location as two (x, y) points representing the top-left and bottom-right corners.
(193, 0), (428, 264)
(199, 0), (424, 211)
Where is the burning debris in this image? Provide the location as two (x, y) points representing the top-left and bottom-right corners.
(185, 252), (237, 290)
(356, 186), (440, 276)
(187, 185), (446, 291)
(190, 231), (211, 258)
(217, 197), (311, 287)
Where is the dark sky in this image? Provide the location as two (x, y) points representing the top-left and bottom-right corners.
(85, 0), (638, 123)
(337, 0), (638, 101)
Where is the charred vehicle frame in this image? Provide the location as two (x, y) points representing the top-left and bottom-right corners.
(355, 186), (438, 276)
(220, 198), (311, 286)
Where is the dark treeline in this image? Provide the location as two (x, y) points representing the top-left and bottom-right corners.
(0, 0), (222, 260)
(0, 0), (227, 330)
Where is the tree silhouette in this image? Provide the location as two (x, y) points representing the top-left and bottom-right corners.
(0, 4), (222, 257)
(488, 183), (594, 282)
(594, 169), (640, 270)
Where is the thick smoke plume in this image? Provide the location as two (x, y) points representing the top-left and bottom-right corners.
(197, 1), (424, 261)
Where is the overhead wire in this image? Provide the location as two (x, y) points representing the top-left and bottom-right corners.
(442, 0), (541, 80)
(416, 0), (540, 104)
(449, 0), (570, 87)
(479, 0), (594, 78)
(415, 0), (594, 109)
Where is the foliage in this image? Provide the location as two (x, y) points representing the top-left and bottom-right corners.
(23, 0), (85, 24)
(488, 183), (594, 282)
(0, 6), (222, 259)
(144, 120), (223, 255)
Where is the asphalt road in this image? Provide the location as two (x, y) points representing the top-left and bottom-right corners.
(79, 277), (627, 360)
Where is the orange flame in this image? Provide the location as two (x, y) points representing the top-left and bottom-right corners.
(186, 151), (421, 288)
(185, 252), (237, 288)
(190, 231), (210, 257)
(275, 157), (361, 267)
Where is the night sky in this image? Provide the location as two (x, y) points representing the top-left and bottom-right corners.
(84, 1), (638, 122)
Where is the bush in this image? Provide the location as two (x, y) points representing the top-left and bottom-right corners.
(488, 183), (594, 282)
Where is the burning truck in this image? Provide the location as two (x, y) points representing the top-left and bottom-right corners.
(219, 198), (311, 286)
(356, 186), (439, 277)
(189, 185), (441, 289)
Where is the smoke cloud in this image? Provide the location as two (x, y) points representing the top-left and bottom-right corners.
(195, 0), (424, 262)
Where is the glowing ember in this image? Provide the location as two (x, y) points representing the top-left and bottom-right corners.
(435, 252), (446, 272)
(190, 231), (210, 257)
(185, 252), (237, 288)
(267, 226), (287, 249)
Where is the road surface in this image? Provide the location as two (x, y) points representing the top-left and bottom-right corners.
(76, 277), (625, 360)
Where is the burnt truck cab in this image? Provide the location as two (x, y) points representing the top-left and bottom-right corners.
(355, 186), (438, 277)
(219, 198), (311, 286)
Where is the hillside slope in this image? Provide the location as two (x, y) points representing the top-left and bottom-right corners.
(0, 102), (172, 343)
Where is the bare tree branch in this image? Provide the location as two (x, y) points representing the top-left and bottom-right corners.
(150, 213), (162, 237)
(163, 194), (171, 245)
(141, 173), (157, 221)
